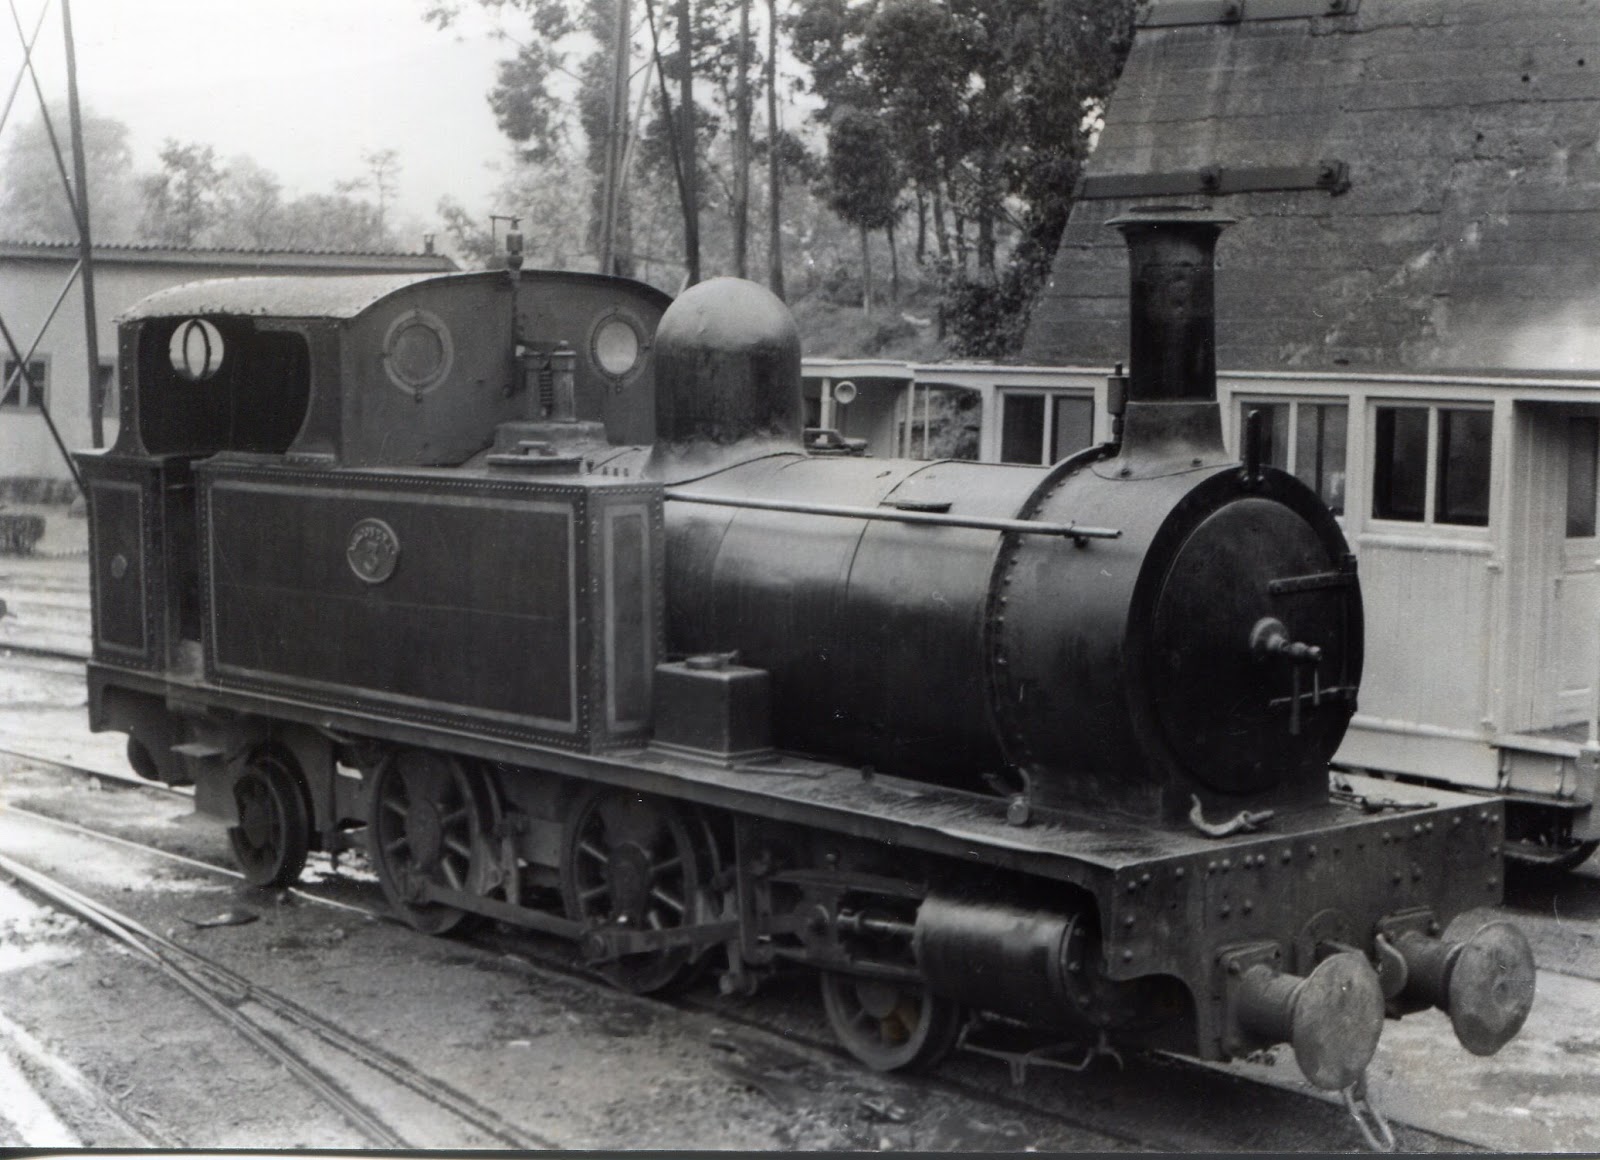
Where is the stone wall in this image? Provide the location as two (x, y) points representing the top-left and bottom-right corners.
(1024, 0), (1600, 372)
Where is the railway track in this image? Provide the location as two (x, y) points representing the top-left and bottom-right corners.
(0, 750), (1495, 1153)
(0, 843), (556, 1150)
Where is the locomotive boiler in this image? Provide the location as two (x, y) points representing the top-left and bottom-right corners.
(78, 211), (1535, 1128)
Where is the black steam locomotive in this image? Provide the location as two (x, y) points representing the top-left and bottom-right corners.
(79, 210), (1533, 1108)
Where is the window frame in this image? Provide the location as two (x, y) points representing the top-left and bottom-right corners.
(997, 388), (1095, 466)
(0, 354), (49, 412)
(1368, 400), (1495, 531)
(1234, 394), (1350, 516)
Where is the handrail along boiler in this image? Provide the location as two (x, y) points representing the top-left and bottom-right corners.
(78, 212), (1535, 1121)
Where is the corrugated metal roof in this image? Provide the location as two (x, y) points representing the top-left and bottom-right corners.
(116, 272), (474, 323)
(0, 238), (458, 271)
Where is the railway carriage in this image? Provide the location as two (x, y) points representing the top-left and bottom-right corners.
(78, 212), (1535, 1119)
(804, 359), (1600, 869)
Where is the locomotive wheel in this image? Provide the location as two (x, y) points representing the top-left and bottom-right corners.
(227, 750), (311, 889)
(820, 972), (963, 1073)
(126, 735), (160, 782)
(561, 789), (709, 995)
(369, 750), (498, 936)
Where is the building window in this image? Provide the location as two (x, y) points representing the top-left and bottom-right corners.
(1, 358), (47, 411)
(1567, 417), (1598, 538)
(98, 360), (117, 419)
(1372, 404), (1491, 527)
(1238, 398), (1348, 514)
(1000, 392), (1093, 465)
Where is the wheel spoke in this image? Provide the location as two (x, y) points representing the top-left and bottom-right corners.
(579, 840), (611, 865)
(440, 857), (464, 891)
(381, 796), (408, 819)
(649, 886), (685, 914)
(651, 855), (682, 878)
(444, 836), (473, 860)
(439, 806), (469, 829)
(384, 836), (410, 857)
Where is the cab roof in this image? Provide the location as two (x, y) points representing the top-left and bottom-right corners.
(116, 271), (478, 325)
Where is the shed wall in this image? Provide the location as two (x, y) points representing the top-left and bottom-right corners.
(1024, 0), (1600, 373)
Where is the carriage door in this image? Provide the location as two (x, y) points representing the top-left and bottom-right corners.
(1554, 408), (1600, 726)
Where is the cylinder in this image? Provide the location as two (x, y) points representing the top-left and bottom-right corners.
(1107, 207), (1235, 403)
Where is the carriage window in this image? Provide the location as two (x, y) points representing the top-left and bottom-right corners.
(1001, 394), (1045, 464)
(1002, 392), (1094, 465)
(1372, 404), (1492, 527)
(1373, 406), (1429, 521)
(1051, 396), (1094, 460)
(1436, 408), (1492, 526)
(1296, 403), (1348, 515)
(1567, 417), (1598, 538)
(1242, 402), (1291, 471)
(1, 358), (47, 410)
(1238, 399), (1346, 514)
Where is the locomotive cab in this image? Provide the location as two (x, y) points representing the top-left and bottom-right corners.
(78, 267), (669, 789)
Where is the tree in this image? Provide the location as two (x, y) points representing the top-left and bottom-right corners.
(823, 107), (900, 315)
(211, 156), (284, 248)
(276, 192), (386, 251)
(337, 148), (402, 238)
(794, 0), (1135, 350)
(0, 105), (141, 242)
(140, 140), (223, 246)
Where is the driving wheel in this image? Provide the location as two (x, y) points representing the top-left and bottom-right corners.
(561, 788), (710, 994)
(227, 749), (311, 888)
(820, 972), (963, 1073)
(369, 749), (499, 935)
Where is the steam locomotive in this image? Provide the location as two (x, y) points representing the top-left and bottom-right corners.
(78, 210), (1534, 1109)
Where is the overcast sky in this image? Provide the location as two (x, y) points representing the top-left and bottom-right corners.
(3, 0), (517, 246)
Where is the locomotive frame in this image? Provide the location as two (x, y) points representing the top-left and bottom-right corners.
(77, 213), (1535, 1122)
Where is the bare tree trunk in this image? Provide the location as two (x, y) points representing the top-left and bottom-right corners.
(977, 158), (999, 279)
(914, 187), (927, 265)
(732, 0), (752, 278)
(765, 0), (785, 299)
(859, 224), (873, 316)
(676, 0), (700, 285)
(932, 183), (949, 261)
(977, 203), (996, 279)
(887, 219), (900, 304)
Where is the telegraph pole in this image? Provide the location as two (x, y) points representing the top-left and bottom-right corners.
(61, 0), (104, 448)
(599, 0), (630, 275)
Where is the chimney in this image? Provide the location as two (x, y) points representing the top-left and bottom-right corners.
(1105, 206), (1235, 465)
